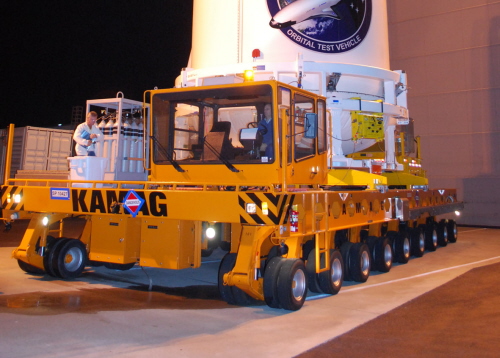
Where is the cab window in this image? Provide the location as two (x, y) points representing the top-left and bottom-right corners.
(152, 84), (274, 165)
(294, 93), (315, 161)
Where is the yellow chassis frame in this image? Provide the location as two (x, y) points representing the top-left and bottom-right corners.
(2, 178), (462, 300)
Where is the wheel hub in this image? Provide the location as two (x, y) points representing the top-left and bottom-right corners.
(384, 244), (392, 266)
(331, 258), (342, 286)
(64, 247), (83, 272)
(432, 231), (438, 246)
(403, 238), (410, 258)
(292, 269), (306, 300)
(361, 251), (370, 276)
(419, 233), (425, 250)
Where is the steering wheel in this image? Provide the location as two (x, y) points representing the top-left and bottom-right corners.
(247, 122), (258, 128)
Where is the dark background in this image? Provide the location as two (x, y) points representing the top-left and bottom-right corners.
(1, 0), (193, 128)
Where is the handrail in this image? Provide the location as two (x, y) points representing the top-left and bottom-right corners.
(3, 124), (15, 185)
(142, 90), (152, 172)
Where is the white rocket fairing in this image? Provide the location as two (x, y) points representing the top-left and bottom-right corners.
(184, 0), (407, 159)
(189, 0), (389, 70)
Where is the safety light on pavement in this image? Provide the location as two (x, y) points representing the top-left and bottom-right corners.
(205, 227), (216, 239)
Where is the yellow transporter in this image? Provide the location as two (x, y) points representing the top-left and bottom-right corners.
(1, 81), (463, 311)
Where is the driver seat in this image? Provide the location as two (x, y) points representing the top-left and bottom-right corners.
(239, 127), (261, 156)
(204, 121), (234, 160)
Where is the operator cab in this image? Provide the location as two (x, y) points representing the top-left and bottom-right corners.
(149, 81), (327, 187)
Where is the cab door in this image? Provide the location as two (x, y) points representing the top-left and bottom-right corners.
(283, 89), (327, 186)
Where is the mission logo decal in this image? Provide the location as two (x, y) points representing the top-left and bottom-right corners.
(267, 0), (372, 54)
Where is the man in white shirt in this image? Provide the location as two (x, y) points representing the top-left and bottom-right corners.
(73, 111), (103, 156)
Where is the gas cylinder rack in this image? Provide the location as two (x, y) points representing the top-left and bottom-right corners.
(86, 93), (148, 184)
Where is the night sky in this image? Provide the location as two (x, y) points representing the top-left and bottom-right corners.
(2, 1), (193, 128)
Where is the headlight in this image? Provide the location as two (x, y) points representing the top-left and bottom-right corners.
(42, 216), (49, 226)
(262, 202), (268, 215)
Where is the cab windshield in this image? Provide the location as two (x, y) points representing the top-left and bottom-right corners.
(152, 84), (274, 166)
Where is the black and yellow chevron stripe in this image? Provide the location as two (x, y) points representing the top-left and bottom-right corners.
(1, 186), (25, 211)
(238, 193), (295, 225)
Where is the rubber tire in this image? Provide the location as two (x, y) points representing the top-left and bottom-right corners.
(340, 242), (353, 281)
(89, 260), (105, 267)
(263, 256), (285, 308)
(359, 229), (369, 242)
(437, 220), (449, 247)
(41, 235), (58, 276)
(386, 230), (398, 248)
(364, 236), (378, 271)
(318, 249), (344, 295)
(306, 249), (322, 293)
(394, 231), (411, 264)
(349, 243), (370, 283)
(201, 248), (214, 257)
(219, 240), (231, 252)
(261, 245), (280, 277)
(44, 238), (69, 278)
(373, 237), (393, 272)
(447, 220), (458, 243)
(104, 262), (136, 270)
(43, 235), (56, 251)
(277, 259), (308, 311)
(266, 245), (281, 263)
(423, 223), (438, 252)
(334, 230), (349, 249)
(301, 239), (315, 261)
(410, 227), (425, 257)
(56, 239), (88, 279)
(17, 260), (45, 275)
(218, 253), (236, 305)
(218, 253), (255, 306)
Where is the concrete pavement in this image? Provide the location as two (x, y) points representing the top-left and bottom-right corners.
(0, 226), (499, 357)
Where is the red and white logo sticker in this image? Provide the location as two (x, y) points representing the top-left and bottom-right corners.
(123, 190), (145, 217)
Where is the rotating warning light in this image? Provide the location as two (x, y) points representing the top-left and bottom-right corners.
(244, 70), (254, 82)
(252, 49), (261, 58)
